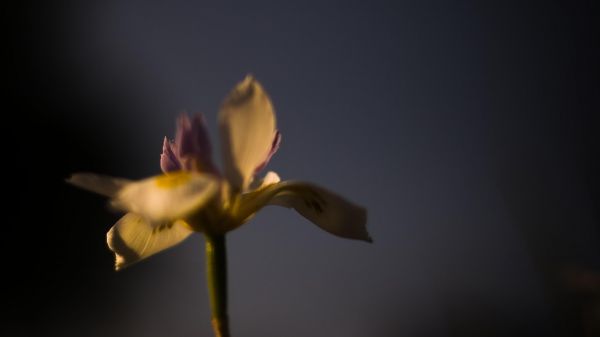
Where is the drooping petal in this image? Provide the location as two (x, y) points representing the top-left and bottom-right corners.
(107, 213), (193, 270)
(160, 137), (182, 173)
(234, 181), (371, 242)
(67, 173), (131, 197)
(113, 171), (219, 222)
(174, 113), (218, 173)
(219, 76), (277, 191)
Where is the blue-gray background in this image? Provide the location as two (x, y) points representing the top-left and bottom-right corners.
(6, 1), (599, 336)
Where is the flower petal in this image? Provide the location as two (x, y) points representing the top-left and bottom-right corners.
(113, 171), (219, 222)
(253, 131), (281, 175)
(160, 137), (182, 173)
(107, 213), (193, 270)
(219, 76), (277, 191)
(175, 113), (218, 173)
(249, 171), (281, 191)
(235, 181), (371, 242)
(66, 173), (131, 197)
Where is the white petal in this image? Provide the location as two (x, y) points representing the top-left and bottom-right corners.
(67, 173), (131, 197)
(113, 172), (219, 222)
(219, 76), (277, 191)
(249, 171), (281, 190)
(107, 213), (193, 270)
(236, 181), (371, 242)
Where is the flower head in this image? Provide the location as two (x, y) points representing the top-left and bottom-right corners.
(68, 76), (370, 270)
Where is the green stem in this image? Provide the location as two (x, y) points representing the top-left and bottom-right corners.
(205, 233), (230, 337)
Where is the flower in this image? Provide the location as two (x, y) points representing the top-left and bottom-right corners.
(68, 76), (371, 270)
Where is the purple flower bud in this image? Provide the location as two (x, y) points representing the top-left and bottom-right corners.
(161, 113), (219, 175)
(160, 137), (182, 173)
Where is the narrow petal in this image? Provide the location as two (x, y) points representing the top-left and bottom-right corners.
(175, 113), (192, 152)
(113, 172), (219, 222)
(235, 181), (371, 242)
(66, 173), (131, 197)
(107, 213), (193, 270)
(160, 137), (182, 173)
(219, 76), (277, 191)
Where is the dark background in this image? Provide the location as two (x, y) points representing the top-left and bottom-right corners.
(5, 1), (599, 336)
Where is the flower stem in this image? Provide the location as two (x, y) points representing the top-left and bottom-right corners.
(205, 233), (230, 337)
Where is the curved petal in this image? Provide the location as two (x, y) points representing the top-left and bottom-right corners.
(219, 76), (277, 191)
(235, 181), (371, 242)
(113, 171), (219, 222)
(66, 173), (131, 197)
(253, 131), (281, 175)
(107, 213), (193, 270)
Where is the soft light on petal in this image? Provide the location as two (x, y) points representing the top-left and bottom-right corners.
(113, 172), (219, 222)
(67, 173), (131, 197)
(253, 131), (281, 175)
(249, 171), (281, 191)
(107, 213), (193, 270)
(219, 76), (277, 191)
(235, 181), (371, 242)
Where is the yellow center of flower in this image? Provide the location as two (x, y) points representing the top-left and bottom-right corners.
(154, 172), (192, 189)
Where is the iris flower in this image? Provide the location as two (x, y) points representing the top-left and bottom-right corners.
(68, 76), (370, 337)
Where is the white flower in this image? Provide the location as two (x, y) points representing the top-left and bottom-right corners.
(68, 76), (371, 270)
